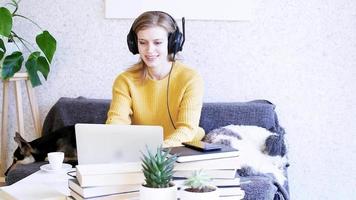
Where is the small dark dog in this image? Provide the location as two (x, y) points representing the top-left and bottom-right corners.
(5, 125), (77, 176)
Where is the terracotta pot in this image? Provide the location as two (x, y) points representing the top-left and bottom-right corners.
(140, 183), (177, 200)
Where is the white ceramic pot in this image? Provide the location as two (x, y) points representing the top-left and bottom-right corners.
(179, 186), (219, 200)
(140, 183), (177, 200)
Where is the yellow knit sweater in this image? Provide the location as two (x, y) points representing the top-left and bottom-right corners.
(106, 61), (205, 147)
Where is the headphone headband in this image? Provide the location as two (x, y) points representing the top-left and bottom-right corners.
(127, 11), (185, 57)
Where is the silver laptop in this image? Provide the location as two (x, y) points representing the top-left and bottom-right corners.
(75, 123), (163, 165)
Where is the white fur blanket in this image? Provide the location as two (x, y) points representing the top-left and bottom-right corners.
(203, 125), (288, 185)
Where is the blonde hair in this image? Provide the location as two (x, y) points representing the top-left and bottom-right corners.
(128, 11), (178, 81)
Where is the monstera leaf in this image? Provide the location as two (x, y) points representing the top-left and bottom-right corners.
(0, 38), (6, 60)
(25, 51), (51, 87)
(0, 3), (57, 87)
(1, 51), (24, 79)
(36, 31), (56, 63)
(0, 7), (12, 37)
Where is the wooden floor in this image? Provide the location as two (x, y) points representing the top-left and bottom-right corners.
(0, 177), (6, 186)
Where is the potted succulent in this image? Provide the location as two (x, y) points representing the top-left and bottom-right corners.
(140, 146), (178, 200)
(0, 0), (56, 87)
(180, 170), (220, 200)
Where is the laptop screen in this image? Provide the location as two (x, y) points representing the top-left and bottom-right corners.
(75, 124), (163, 165)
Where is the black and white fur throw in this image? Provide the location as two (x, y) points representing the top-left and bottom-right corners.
(203, 125), (288, 185)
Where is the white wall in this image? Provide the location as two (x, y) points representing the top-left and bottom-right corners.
(1, 0), (355, 199)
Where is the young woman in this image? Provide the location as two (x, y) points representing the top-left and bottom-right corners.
(106, 11), (205, 147)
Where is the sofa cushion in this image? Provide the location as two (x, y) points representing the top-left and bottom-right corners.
(200, 100), (280, 133)
(42, 97), (110, 135)
(42, 97), (281, 135)
(5, 162), (47, 185)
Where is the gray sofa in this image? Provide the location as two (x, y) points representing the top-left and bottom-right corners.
(6, 97), (289, 200)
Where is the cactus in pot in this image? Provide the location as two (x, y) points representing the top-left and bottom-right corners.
(140, 146), (178, 200)
(180, 170), (220, 200)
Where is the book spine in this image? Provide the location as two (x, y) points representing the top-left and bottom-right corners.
(173, 169), (237, 179)
(174, 158), (241, 171)
(217, 186), (245, 196)
(70, 190), (139, 200)
(68, 180), (140, 198)
(176, 152), (239, 163)
(219, 195), (244, 200)
(77, 172), (144, 187)
(76, 163), (141, 175)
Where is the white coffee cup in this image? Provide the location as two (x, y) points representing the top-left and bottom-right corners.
(48, 152), (64, 170)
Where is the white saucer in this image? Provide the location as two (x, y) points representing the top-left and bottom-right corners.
(40, 163), (72, 172)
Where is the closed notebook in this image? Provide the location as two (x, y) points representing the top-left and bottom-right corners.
(166, 145), (239, 162)
(68, 179), (140, 198)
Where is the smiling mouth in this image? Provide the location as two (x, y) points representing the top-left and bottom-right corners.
(145, 55), (158, 61)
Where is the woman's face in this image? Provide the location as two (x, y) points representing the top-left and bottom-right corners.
(137, 26), (169, 68)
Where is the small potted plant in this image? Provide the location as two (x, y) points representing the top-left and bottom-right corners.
(0, 0), (57, 87)
(140, 146), (178, 200)
(180, 170), (220, 200)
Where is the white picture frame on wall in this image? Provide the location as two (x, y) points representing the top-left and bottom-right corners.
(105, 0), (254, 21)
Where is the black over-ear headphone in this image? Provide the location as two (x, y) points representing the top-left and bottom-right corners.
(127, 11), (185, 57)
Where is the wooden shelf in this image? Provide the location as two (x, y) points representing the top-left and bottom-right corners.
(1, 73), (42, 174)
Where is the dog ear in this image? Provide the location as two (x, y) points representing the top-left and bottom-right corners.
(14, 132), (32, 155)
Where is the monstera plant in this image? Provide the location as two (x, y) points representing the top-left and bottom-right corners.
(0, 0), (56, 87)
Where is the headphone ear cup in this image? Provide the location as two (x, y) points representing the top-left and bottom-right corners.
(175, 31), (183, 52)
(168, 30), (183, 55)
(127, 29), (139, 54)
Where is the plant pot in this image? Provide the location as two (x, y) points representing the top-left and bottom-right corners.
(180, 185), (219, 200)
(140, 183), (177, 200)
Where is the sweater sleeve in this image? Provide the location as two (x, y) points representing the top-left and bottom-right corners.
(106, 75), (132, 124)
(163, 73), (205, 147)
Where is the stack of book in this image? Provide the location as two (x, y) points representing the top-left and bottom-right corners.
(68, 145), (245, 199)
(168, 145), (245, 200)
(68, 162), (142, 200)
